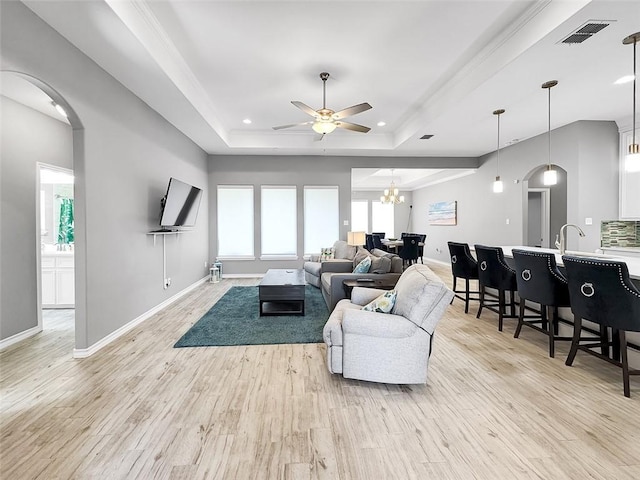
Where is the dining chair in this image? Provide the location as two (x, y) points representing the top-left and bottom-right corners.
(417, 234), (426, 263)
(399, 236), (419, 269)
(372, 234), (387, 252)
(365, 234), (374, 251)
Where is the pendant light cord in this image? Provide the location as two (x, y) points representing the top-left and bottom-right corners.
(548, 86), (552, 169)
(496, 112), (501, 176)
(633, 36), (637, 147)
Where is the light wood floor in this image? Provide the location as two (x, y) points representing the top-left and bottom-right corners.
(1, 263), (639, 479)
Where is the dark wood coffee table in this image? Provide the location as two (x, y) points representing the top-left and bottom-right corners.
(342, 278), (398, 298)
(259, 269), (305, 316)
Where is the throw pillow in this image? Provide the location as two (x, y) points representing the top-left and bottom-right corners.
(352, 256), (372, 274)
(320, 247), (335, 260)
(371, 248), (396, 259)
(370, 256), (392, 274)
(352, 247), (371, 269)
(334, 240), (357, 261)
(362, 289), (397, 313)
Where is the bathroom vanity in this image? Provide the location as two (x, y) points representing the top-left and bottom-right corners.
(41, 250), (74, 308)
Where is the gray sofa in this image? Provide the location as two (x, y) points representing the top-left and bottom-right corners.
(303, 240), (357, 288)
(323, 264), (454, 384)
(304, 241), (403, 311)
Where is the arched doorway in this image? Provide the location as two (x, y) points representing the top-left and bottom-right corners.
(521, 164), (567, 248)
(0, 71), (85, 353)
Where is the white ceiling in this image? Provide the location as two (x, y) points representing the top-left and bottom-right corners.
(10, 0), (640, 160)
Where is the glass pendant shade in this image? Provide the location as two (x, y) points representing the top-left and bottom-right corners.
(493, 176), (504, 193)
(543, 167), (558, 185)
(312, 121), (337, 134)
(626, 147), (640, 172)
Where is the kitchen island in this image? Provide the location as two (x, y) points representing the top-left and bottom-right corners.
(496, 245), (640, 370)
(498, 245), (640, 281)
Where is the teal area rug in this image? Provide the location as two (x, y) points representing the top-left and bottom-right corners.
(174, 285), (329, 347)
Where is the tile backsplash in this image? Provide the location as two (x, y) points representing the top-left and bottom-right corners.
(601, 220), (640, 247)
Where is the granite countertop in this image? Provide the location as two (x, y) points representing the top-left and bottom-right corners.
(599, 246), (640, 252)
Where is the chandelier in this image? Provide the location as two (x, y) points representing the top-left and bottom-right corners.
(380, 170), (405, 205)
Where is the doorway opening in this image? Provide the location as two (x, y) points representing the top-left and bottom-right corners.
(1, 70), (84, 355)
(38, 164), (75, 335)
(527, 188), (550, 247)
(522, 164), (567, 249)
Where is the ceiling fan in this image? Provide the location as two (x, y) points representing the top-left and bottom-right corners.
(272, 72), (372, 136)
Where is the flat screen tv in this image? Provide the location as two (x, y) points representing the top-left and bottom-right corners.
(159, 177), (202, 229)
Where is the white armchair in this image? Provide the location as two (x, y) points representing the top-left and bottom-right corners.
(323, 264), (454, 384)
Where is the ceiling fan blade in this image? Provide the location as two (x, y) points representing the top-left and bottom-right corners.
(335, 121), (371, 133)
(291, 101), (318, 117)
(272, 121), (313, 130)
(332, 102), (372, 120)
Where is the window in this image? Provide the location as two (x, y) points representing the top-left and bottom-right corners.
(261, 186), (297, 259)
(372, 201), (394, 239)
(217, 186), (254, 258)
(350, 200), (369, 234)
(304, 186), (339, 255)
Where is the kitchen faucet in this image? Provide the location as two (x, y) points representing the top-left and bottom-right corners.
(555, 223), (586, 255)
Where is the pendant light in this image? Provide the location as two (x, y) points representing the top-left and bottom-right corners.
(623, 32), (640, 172)
(542, 80), (558, 185)
(492, 109), (505, 193)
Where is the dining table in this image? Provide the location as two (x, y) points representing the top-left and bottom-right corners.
(381, 238), (424, 253)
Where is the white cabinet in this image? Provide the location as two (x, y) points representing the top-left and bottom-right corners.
(41, 269), (57, 305)
(620, 129), (640, 219)
(42, 253), (75, 308)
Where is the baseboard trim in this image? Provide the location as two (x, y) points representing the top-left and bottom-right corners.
(222, 274), (264, 278)
(73, 276), (208, 358)
(423, 257), (451, 267)
(0, 325), (42, 351)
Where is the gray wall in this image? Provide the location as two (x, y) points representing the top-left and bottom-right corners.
(208, 155), (476, 274)
(0, 96), (73, 339)
(412, 121), (619, 262)
(1, 3), (209, 347)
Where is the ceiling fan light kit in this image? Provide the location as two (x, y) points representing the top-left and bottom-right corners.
(273, 72), (372, 136)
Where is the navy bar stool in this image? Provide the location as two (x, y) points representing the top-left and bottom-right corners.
(474, 245), (517, 331)
(447, 241), (480, 314)
(512, 249), (572, 357)
(563, 255), (640, 397)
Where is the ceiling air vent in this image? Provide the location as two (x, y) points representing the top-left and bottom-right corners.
(420, 134), (434, 140)
(559, 21), (611, 44)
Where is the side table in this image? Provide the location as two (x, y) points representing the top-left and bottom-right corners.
(342, 278), (398, 299)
